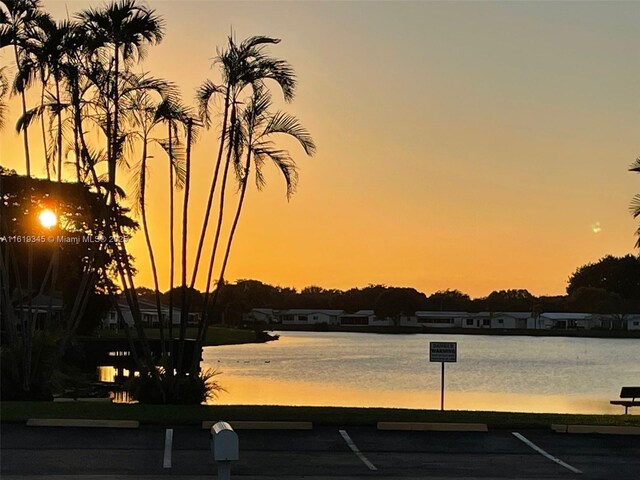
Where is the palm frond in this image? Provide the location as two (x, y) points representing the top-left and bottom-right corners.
(196, 79), (224, 128)
(630, 194), (640, 218)
(14, 102), (48, 132)
(263, 111), (316, 155)
(252, 144), (299, 199)
(157, 138), (186, 189)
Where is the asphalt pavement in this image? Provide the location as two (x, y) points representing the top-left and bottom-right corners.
(1, 423), (638, 479)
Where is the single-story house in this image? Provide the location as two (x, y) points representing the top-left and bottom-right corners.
(244, 308), (277, 323)
(15, 293), (64, 329)
(400, 312), (467, 328)
(488, 312), (530, 329)
(537, 313), (593, 330)
(339, 310), (390, 326)
(626, 315), (640, 330)
(278, 309), (344, 325)
(101, 299), (200, 329)
(463, 312), (492, 329)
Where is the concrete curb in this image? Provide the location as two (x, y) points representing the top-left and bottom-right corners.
(26, 418), (139, 428)
(377, 422), (488, 432)
(53, 398), (112, 403)
(552, 424), (640, 435)
(202, 420), (312, 430)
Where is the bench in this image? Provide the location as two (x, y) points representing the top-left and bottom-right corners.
(610, 387), (640, 414)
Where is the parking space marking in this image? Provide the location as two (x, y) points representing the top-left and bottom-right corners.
(163, 428), (173, 469)
(339, 429), (378, 471)
(512, 432), (582, 474)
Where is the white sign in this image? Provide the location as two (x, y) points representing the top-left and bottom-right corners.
(430, 342), (457, 363)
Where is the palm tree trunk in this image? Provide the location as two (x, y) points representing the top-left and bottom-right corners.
(191, 105), (236, 374)
(54, 76), (63, 182)
(192, 138), (251, 376)
(14, 44), (31, 176)
(39, 80), (50, 181)
(177, 119), (192, 375)
(167, 121), (175, 373)
(189, 86), (230, 288)
(139, 137), (166, 361)
(77, 114), (159, 386)
(109, 43), (120, 206)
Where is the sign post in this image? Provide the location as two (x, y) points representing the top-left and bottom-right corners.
(429, 341), (457, 411)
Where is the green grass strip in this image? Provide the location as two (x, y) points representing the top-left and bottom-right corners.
(1, 401), (637, 428)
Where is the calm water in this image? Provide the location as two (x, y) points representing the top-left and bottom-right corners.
(201, 331), (640, 414)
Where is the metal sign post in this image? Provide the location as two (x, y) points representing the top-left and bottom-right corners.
(440, 362), (445, 411)
(429, 342), (457, 411)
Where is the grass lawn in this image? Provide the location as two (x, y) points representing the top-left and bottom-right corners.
(1, 402), (638, 428)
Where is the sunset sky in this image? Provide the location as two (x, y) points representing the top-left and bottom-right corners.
(1, 1), (639, 298)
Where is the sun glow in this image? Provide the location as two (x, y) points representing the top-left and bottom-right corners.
(38, 209), (58, 229)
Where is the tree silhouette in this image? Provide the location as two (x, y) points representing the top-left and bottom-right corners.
(77, 0), (164, 204)
(567, 255), (640, 300)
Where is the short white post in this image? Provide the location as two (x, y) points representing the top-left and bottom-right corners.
(210, 421), (238, 480)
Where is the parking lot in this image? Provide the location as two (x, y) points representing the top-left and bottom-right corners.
(1, 424), (638, 479)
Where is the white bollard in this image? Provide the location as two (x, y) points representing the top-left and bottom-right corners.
(210, 421), (239, 480)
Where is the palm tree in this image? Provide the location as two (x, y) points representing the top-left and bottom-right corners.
(155, 97), (188, 367)
(77, 0), (164, 204)
(192, 86), (315, 372)
(0, 66), (7, 129)
(0, 0), (45, 176)
(629, 157), (640, 247)
(192, 35), (297, 289)
(19, 15), (78, 181)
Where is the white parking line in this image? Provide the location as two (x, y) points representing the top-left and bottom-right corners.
(339, 429), (378, 471)
(163, 428), (173, 469)
(512, 432), (582, 474)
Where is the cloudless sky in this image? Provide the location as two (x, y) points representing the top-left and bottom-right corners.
(1, 0), (639, 297)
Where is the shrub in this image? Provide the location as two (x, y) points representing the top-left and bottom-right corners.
(127, 368), (224, 404)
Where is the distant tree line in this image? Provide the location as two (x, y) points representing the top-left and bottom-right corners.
(131, 254), (640, 326)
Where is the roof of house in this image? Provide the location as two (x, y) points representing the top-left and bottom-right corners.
(415, 311), (469, 317)
(342, 310), (375, 317)
(251, 308), (275, 314)
(490, 312), (532, 319)
(18, 294), (64, 310)
(280, 309), (344, 315)
(541, 313), (592, 320)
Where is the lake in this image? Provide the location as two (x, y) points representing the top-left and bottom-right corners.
(201, 331), (639, 414)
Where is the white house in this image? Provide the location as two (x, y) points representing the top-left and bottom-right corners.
(626, 315), (640, 330)
(339, 310), (391, 326)
(16, 293), (64, 329)
(400, 311), (467, 328)
(463, 312), (492, 329)
(536, 313), (593, 330)
(278, 309), (343, 325)
(489, 312), (530, 329)
(101, 299), (200, 329)
(244, 308), (277, 324)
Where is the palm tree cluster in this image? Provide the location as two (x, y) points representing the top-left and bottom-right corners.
(1, 0), (315, 402)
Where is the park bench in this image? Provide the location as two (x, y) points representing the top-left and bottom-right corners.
(610, 387), (640, 414)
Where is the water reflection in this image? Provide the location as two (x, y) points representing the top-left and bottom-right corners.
(97, 366), (136, 403)
(208, 374), (621, 414)
(202, 331), (640, 414)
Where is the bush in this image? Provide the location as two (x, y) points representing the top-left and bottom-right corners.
(0, 332), (61, 400)
(127, 368), (224, 404)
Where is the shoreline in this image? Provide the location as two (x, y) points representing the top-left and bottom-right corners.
(267, 324), (640, 339)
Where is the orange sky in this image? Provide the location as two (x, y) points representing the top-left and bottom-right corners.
(1, 1), (639, 297)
